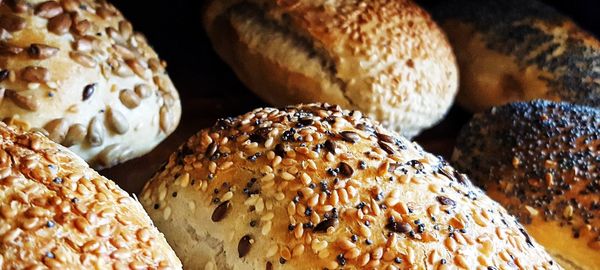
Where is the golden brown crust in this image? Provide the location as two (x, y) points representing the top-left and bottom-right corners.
(0, 122), (181, 269)
(203, 0), (458, 138)
(141, 103), (558, 270)
(433, 0), (600, 112)
(207, 13), (351, 108)
(453, 100), (600, 269)
(0, 0), (181, 169)
(441, 21), (558, 112)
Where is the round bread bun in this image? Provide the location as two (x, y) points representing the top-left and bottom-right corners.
(452, 100), (600, 269)
(202, 0), (458, 138)
(140, 103), (558, 269)
(0, 0), (181, 169)
(0, 122), (181, 269)
(431, 0), (600, 112)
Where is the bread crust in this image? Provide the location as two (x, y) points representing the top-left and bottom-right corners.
(141, 103), (558, 270)
(433, 0), (600, 112)
(203, 0), (458, 138)
(0, 122), (181, 269)
(0, 0), (181, 169)
(453, 100), (600, 269)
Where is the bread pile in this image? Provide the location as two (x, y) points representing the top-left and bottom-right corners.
(0, 122), (181, 269)
(140, 103), (558, 269)
(3, 0), (600, 269)
(0, 0), (181, 169)
(203, 0), (458, 138)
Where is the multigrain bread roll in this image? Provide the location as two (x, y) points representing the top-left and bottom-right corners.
(0, 0), (181, 169)
(431, 0), (600, 112)
(452, 100), (600, 270)
(0, 122), (181, 269)
(140, 103), (559, 269)
(202, 0), (459, 138)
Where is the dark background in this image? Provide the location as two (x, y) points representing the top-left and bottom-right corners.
(103, 0), (600, 193)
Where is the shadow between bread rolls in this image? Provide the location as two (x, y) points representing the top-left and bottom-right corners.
(432, 0), (600, 113)
(141, 103), (559, 269)
(0, 0), (181, 169)
(453, 100), (599, 270)
(0, 122), (181, 269)
(202, 0), (459, 138)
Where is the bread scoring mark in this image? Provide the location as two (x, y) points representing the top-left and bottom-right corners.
(226, 2), (356, 107)
(433, 0), (600, 108)
(454, 100), (600, 247)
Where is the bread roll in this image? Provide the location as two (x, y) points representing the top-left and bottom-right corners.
(0, 0), (181, 169)
(0, 122), (181, 269)
(141, 103), (558, 269)
(452, 100), (599, 269)
(432, 0), (600, 112)
(202, 0), (458, 138)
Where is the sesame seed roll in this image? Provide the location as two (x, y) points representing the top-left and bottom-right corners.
(0, 0), (181, 169)
(202, 0), (458, 138)
(141, 103), (558, 269)
(453, 100), (600, 270)
(0, 122), (182, 269)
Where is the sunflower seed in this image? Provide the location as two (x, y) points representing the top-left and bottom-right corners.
(97, 144), (132, 168)
(6, 0), (29, 13)
(160, 106), (174, 133)
(5, 89), (39, 111)
(70, 51), (96, 68)
(126, 59), (147, 78)
(0, 42), (23, 55)
(107, 108), (129, 134)
(0, 13), (26, 32)
(119, 89), (140, 109)
(21, 66), (49, 83)
(87, 116), (105, 147)
(35, 1), (63, 18)
(63, 124), (86, 147)
(340, 131), (360, 143)
(134, 84), (151, 99)
(47, 13), (72, 35)
(27, 43), (59, 59)
(44, 118), (69, 143)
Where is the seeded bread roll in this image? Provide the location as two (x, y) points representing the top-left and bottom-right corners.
(452, 100), (600, 270)
(0, 122), (181, 269)
(202, 0), (458, 138)
(140, 103), (558, 269)
(0, 0), (181, 169)
(431, 0), (600, 112)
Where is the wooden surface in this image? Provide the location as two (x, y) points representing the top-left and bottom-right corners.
(103, 0), (599, 194)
